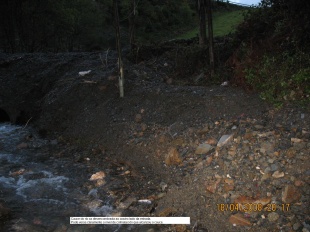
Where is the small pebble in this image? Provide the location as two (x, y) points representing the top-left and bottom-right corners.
(268, 212), (279, 222)
(293, 222), (301, 231)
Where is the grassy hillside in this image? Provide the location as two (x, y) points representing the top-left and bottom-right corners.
(178, 10), (245, 39)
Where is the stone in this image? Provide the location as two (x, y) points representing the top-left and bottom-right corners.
(270, 164), (279, 172)
(294, 142), (307, 150)
(286, 147), (297, 158)
(158, 207), (177, 217)
(195, 143), (213, 155)
(173, 224), (187, 232)
(84, 199), (103, 209)
(95, 179), (106, 187)
(257, 131), (274, 138)
(10, 168), (26, 176)
(272, 171), (284, 178)
(224, 178), (234, 192)
(165, 148), (182, 166)
(228, 145), (237, 156)
(195, 161), (204, 170)
(160, 182), (168, 192)
(303, 221), (310, 229)
(254, 125), (264, 129)
(141, 123), (147, 131)
(217, 134), (234, 147)
(291, 138), (302, 143)
(273, 151), (280, 157)
(159, 135), (168, 143)
(135, 114), (142, 123)
(118, 197), (136, 209)
(229, 213), (252, 226)
(206, 137), (217, 145)
(260, 141), (275, 155)
(197, 126), (209, 135)
(98, 85), (107, 91)
(264, 167), (271, 174)
(243, 132), (253, 140)
(171, 138), (184, 146)
(17, 142), (28, 149)
(157, 193), (166, 199)
(206, 156), (213, 166)
(261, 173), (271, 181)
(293, 222), (301, 231)
(50, 139), (58, 145)
(268, 212), (279, 222)
(78, 70), (91, 76)
(234, 196), (271, 209)
(89, 171), (106, 181)
(166, 78), (173, 85)
(282, 185), (301, 203)
(294, 180), (304, 187)
(206, 178), (221, 194)
(0, 203), (10, 218)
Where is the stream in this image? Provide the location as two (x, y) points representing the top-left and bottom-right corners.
(0, 123), (137, 232)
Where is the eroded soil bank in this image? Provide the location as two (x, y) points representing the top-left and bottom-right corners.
(0, 51), (309, 232)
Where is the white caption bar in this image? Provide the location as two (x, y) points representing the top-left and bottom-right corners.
(70, 217), (190, 224)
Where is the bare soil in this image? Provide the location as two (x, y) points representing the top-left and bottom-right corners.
(0, 49), (309, 232)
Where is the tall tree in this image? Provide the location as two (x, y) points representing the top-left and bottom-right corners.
(0, 0), (17, 52)
(113, 0), (124, 98)
(128, 0), (136, 49)
(198, 0), (207, 45)
(206, 0), (215, 76)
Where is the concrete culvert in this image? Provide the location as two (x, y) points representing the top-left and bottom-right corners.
(0, 108), (10, 122)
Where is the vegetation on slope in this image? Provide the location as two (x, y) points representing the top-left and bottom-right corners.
(230, 0), (310, 105)
(178, 10), (245, 39)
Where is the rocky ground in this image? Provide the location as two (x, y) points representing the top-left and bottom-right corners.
(0, 49), (309, 232)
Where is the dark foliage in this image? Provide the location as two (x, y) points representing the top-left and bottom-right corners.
(0, 0), (197, 53)
(230, 0), (310, 104)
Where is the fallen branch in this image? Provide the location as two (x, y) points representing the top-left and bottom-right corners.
(22, 117), (32, 129)
(99, 48), (110, 68)
(106, 48), (110, 66)
(82, 80), (97, 84)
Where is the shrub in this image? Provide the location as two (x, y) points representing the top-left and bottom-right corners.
(244, 50), (310, 104)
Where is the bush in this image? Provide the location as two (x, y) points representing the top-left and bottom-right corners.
(244, 51), (310, 104)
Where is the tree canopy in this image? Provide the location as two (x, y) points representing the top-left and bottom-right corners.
(0, 0), (196, 53)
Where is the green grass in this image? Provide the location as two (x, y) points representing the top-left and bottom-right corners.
(178, 10), (245, 39)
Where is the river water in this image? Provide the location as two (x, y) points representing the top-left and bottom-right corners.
(0, 123), (135, 232)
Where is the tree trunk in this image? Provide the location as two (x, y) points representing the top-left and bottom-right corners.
(113, 0), (124, 98)
(206, 0), (215, 76)
(198, 0), (206, 45)
(129, 0), (136, 50)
